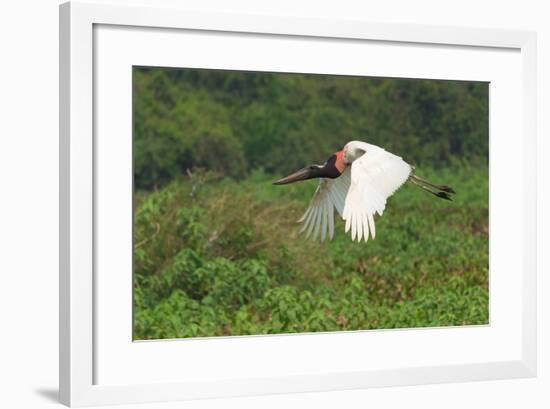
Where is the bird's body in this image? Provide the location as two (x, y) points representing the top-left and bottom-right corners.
(273, 140), (454, 242)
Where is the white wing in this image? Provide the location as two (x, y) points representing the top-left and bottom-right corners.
(342, 143), (412, 242)
(298, 168), (351, 241)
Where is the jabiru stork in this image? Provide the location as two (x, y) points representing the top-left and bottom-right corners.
(273, 141), (455, 242)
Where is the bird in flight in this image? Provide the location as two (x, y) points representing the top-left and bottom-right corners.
(273, 140), (454, 242)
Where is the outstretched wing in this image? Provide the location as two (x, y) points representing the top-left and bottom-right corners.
(342, 144), (412, 242)
(298, 168), (351, 241)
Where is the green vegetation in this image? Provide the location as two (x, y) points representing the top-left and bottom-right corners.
(134, 166), (488, 339)
(133, 67), (489, 339)
(133, 68), (488, 190)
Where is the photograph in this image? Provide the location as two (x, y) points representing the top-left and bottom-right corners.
(132, 66), (489, 340)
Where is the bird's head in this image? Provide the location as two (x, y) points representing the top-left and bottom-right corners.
(272, 150), (346, 185)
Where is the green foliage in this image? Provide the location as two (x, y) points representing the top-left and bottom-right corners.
(132, 68), (489, 339)
(133, 166), (488, 339)
(133, 68), (488, 189)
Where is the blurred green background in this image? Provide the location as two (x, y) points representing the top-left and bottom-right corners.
(133, 67), (489, 339)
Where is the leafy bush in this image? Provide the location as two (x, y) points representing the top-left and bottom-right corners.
(133, 165), (488, 339)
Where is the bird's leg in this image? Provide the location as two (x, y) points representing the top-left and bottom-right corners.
(409, 177), (453, 201)
(409, 174), (455, 194)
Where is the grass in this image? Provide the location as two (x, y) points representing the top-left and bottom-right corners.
(133, 163), (488, 339)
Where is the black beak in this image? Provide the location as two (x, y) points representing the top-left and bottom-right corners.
(272, 166), (318, 185)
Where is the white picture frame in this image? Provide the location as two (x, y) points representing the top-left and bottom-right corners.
(59, 1), (537, 407)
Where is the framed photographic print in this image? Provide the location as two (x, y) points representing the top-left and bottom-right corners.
(59, 1), (537, 406)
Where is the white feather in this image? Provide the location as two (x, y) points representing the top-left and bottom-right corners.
(320, 202), (328, 242)
(362, 211), (370, 243)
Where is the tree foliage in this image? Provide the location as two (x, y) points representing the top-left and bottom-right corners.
(134, 68), (488, 190)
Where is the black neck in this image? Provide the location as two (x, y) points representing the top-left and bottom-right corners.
(320, 155), (342, 179)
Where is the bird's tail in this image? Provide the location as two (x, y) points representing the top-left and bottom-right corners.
(408, 173), (455, 201)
